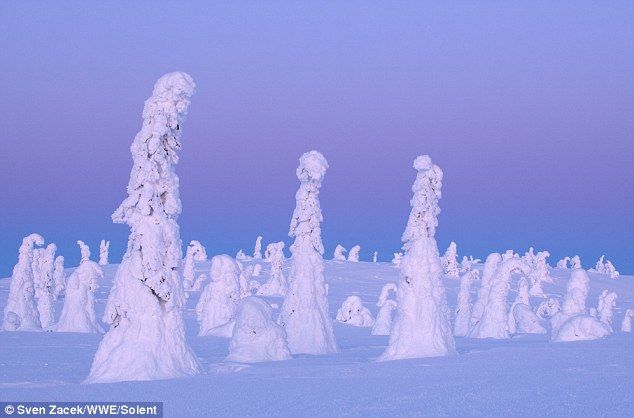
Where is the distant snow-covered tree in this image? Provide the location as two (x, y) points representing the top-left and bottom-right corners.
(235, 250), (248, 261)
(279, 151), (338, 355)
(183, 240), (207, 291)
(258, 242), (287, 296)
(347, 245), (361, 262)
(373, 251), (378, 263)
(556, 257), (570, 269)
(459, 256), (480, 273)
(57, 260), (104, 333)
(593, 255), (606, 273)
(529, 251), (552, 298)
(253, 236), (263, 260)
(52, 255), (66, 299)
(238, 264), (255, 299)
(372, 283), (397, 336)
(196, 255), (241, 337)
(468, 252), (502, 332)
(508, 277), (546, 335)
(392, 252), (403, 267)
(535, 298), (561, 320)
(77, 240), (91, 263)
(597, 290), (617, 329)
(99, 240), (110, 266)
(336, 296), (374, 327)
(333, 245), (347, 261)
(454, 269), (479, 337)
(33, 243), (56, 329)
(441, 241), (459, 278)
(604, 261), (619, 279)
(252, 263), (262, 277)
(622, 309), (633, 332)
(570, 255), (582, 269)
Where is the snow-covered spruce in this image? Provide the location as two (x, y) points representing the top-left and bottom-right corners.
(3, 234), (44, 331)
(604, 261), (619, 279)
(333, 244), (347, 261)
(468, 252), (502, 332)
(252, 263), (262, 277)
(535, 298), (561, 320)
(459, 256), (480, 273)
(502, 250), (517, 261)
(622, 309), (633, 332)
(56, 260), (104, 333)
(235, 250), (247, 261)
(85, 72), (199, 384)
(279, 151), (338, 355)
(570, 255), (582, 269)
(52, 255), (66, 299)
(379, 155), (455, 361)
(238, 263), (255, 299)
(225, 297), (292, 363)
(593, 255), (606, 273)
(441, 241), (459, 278)
(99, 240), (110, 266)
(33, 243), (56, 329)
(183, 240), (207, 291)
(372, 283), (397, 335)
(257, 241), (287, 296)
(197, 255), (241, 337)
(392, 252), (403, 267)
(347, 245), (361, 262)
(507, 277), (546, 335)
(453, 269), (479, 337)
(529, 251), (553, 298)
(596, 290), (617, 329)
(469, 258), (531, 339)
(253, 236), (263, 260)
(556, 257), (570, 269)
(377, 283), (397, 308)
(336, 296), (374, 327)
(373, 251), (378, 263)
(77, 240), (91, 263)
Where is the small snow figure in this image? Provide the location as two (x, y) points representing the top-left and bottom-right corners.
(556, 257), (570, 269)
(392, 252), (403, 267)
(336, 296), (374, 327)
(621, 309), (633, 332)
(77, 240), (91, 263)
(57, 260), (104, 333)
(597, 290), (617, 329)
(454, 269), (479, 337)
(225, 297), (292, 363)
(468, 252), (502, 332)
(279, 151), (338, 355)
(253, 236), (263, 259)
(33, 243), (57, 329)
(373, 251), (378, 263)
(99, 240), (110, 266)
(441, 241), (460, 278)
(3, 234), (44, 331)
(53, 255), (66, 299)
(379, 155), (455, 361)
(347, 245), (361, 262)
(258, 242), (287, 297)
(604, 261), (619, 279)
(197, 255), (241, 337)
(333, 244), (347, 261)
(235, 250), (248, 261)
(183, 240), (207, 291)
(570, 255), (582, 269)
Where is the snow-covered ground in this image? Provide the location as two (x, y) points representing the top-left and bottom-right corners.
(1, 259), (632, 416)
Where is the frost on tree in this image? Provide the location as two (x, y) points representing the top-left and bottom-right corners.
(622, 309), (633, 332)
(535, 298), (561, 321)
(333, 244), (347, 261)
(373, 251), (378, 263)
(570, 255), (582, 269)
(238, 263), (255, 299)
(226, 297), (292, 363)
(596, 290), (617, 329)
(57, 260), (104, 333)
(392, 252), (403, 267)
(604, 261), (619, 279)
(453, 269), (479, 337)
(468, 252), (502, 333)
(336, 296), (374, 327)
(85, 72), (199, 384)
(33, 243), (57, 329)
(459, 256), (480, 273)
(190, 274), (207, 291)
(253, 236), (263, 260)
(77, 240), (91, 263)
(3, 234), (44, 331)
(441, 241), (459, 278)
(347, 245), (361, 262)
(507, 277), (546, 335)
(556, 257), (570, 269)
(53, 255), (66, 299)
(258, 242), (287, 296)
(99, 240), (110, 266)
(183, 240), (207, 291)
(279, 151), (338, 355)
(469, 258), (531, 339)
(529, 251), (553, 298)
(252, 263), (262, 277)
(196, 255), (241, 337)
(379, 155), (455, 361)
(372, 283), (397, 336)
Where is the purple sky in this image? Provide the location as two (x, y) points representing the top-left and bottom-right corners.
(1, 1), (633, 276)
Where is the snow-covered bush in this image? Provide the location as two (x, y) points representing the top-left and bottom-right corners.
(52, 255), (66, 299)
(570, 255), (582, 269)
(279, 151), (338, 355)
(347, 245), (361, 262)
(392, 252), (403, 267)
(226, 297), (292, 363)
(333, 244), (347, 261)
(183, 240), (207, 291)
(379, 155), (455, 361)
(85, 72), (199, 384)
(597, 290), (617, 329)
(468, 252), (502, 332)
(373, 251), (378, 263)
(441, 241), (459, 278)
(336, 296), (374, 327)
(77, 240), (91, 263)
(3, 234), (44, 331)
(622, 309), (633, 332)
(57, 260), (104, 333)
(33, 243), (56, 329)
(553, 315), (611, 342)
(196, 255), (240, 337)
(99, 240), (110, 266)
(508, 277), (546, 335)
(453, 269), (479, 337)
(258, 241), (287, 296)
(556, 257), (570, 269)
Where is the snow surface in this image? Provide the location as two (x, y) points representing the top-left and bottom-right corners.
(0, 260), (633, 415)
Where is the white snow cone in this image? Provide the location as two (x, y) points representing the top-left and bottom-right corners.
(196, 255), (241, 337)
(225, 297), (292, 363)
(279, 151), (338, 355)
(336, 296), (374, 327)
(57, 260), (104, 333)
(379, 155), (455, 361)
(85, 72), (200, 383)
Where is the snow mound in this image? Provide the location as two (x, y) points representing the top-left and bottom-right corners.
(552, 315), (611, 342)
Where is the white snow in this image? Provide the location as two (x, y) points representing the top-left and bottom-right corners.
(56, 260), (103, 333)
(333, 244), (347, 261)
(347, 245), (361, 262)
(196, 255), (240, 337)
(257, 242), (287, 296)
(453, 269), (478, 337)
(336, 296), (374, 327)
(441, 241), (459, 278)
(99, 240), (110, 266)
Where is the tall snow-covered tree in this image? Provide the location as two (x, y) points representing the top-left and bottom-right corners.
(196, 255), (241, 337)
(468, 252), (501, 332)
(253, 236), (263, 259)
(258, 242), (287, 296)
(52, 255), (66, 299)
(453, 269), (479, 337)
(99, 240), (110, 266)
(33, 243), (56, 329)
(85, 72), (199, 383)
(379, 155), (455, 361)
(279, 151), (338, 355)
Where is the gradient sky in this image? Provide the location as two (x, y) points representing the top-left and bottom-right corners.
(1, 1), (633, 276)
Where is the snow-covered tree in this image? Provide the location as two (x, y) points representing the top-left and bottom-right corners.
(535, 298), (561, 320)
(502, 249), (516, 261)
(453, 269), (479, 337)
(258, 242), (287, 296)
(252, 263), (262, 277)
(333, 244), (347, 261)
(183, 240), (207, 291)
(235, 250), (247, 260)
(196, 255), (240, 337)
(52, 255), (66, 299)
(99, 240), (110, 266)
(441, 242), (459, 278)
(226, 297), (292, 363)
(33, 243), (56, 329)
(85, 72), (199, 384)
(347, 245), (361, 262)
(593, 255), (606, 273)
(507, 277), (546, 335)
(529, 251), (552, 298)
(556, 257), (570, 269)
(604, 261), (619, 279)
(190, 274), (207, 291)
(379, 155), (455, 361)
(3, 234), (44, 331)
(279, 151), (338, 355)
(77, 240), (90, 263)
(459, 256), (481, 273)
(57, 260), (104, 333)
(597, 290), (617, 329)
(392, 252), (403, 267)
(253, 236), (263, 260)
(622, 309), (633, 332)
(468, 252), (502, 332)
(570, 255), (582, 269)
(336, 296), (374, 327)
(238, 264), (255, 298)
(373, 251), (378, 263)
(372, 283), (397, 336)
(377, 283), (397, 308)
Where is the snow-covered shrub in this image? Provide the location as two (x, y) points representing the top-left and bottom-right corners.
(570, 255), (582, 269)
(556, 257), (570, 269)
(77, 240), (91, 263)
(535, 298), (561, 320)
(454, 269), (479, 337)
(468, 252), (502, 332)
(392, 252), (403, 267)
(85, 72), (199, 384)
(57, 260), (104, 333)
(379, 155), (455, 361)
(3, 234), (44, 331)
(197, 255), (241, 337)
(253, 236), (263, 260)
(333, 244), (347, 261)
(597, 290), (617, 329)
(52, 255), (66, 299)
(226, 297), (291, 363)
(621, 309), (633, 332)
(336, 296), (374, 327)
(508, 277), (546, 335)
(279, 151), (338, 355)
(99, 240), (110, 266)
(258, 242), (287, 296)
(441, 242), (459, 278)
(373, 251), (378, 263)
(347, 245), (361, 262)
(553, 315), (611, 342)
(183, 240), (207, 291)
(33, 243), (56, 329)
